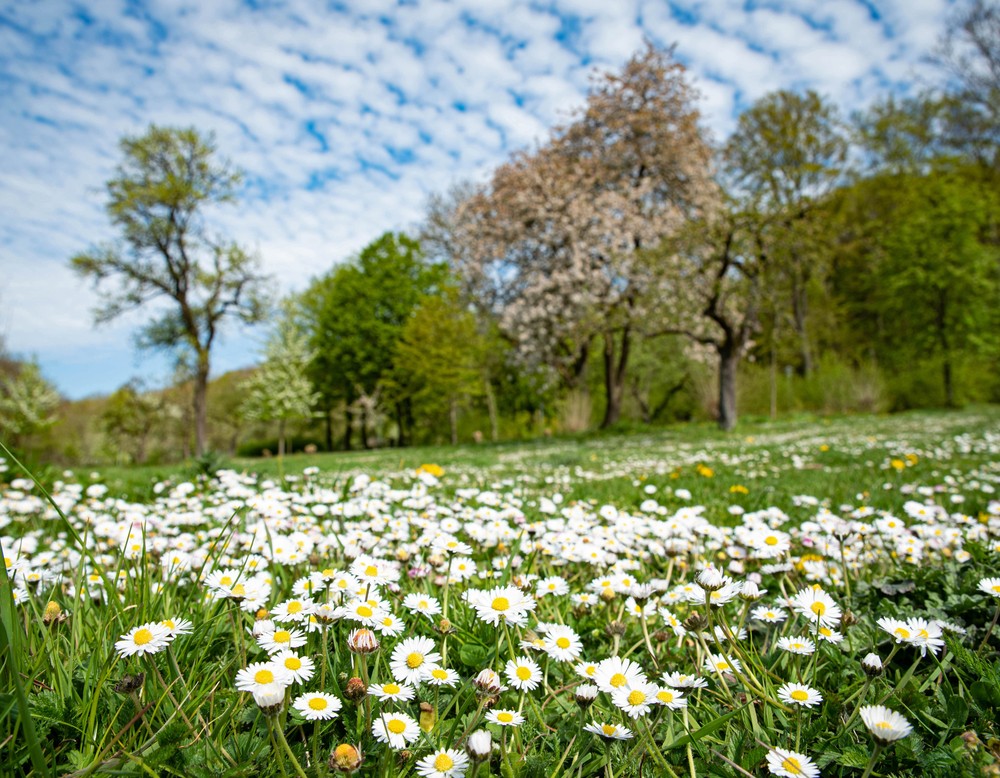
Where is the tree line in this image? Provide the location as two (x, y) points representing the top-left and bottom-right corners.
(3, 2), (998, 464)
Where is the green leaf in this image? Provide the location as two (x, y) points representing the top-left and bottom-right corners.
(459, 643), (488, 668)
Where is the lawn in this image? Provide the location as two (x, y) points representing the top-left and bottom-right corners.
(2, 407), (999, 776)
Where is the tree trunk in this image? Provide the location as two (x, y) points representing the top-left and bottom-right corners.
(278, 419), (286, 459)
(600, 328), (631, 429)
(718, 344), (739, 431)
(449, 398), (458, 445)
(323, 403), (333, 452)
(342, 404), (352, 451)
(193, 350), (210, 456)
(483, 371), (499, 442)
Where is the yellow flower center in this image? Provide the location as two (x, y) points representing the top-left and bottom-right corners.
(782, 756), (804, 774)
(406, 652), (424, 669)
(254, 669), (274, 684)
(790, 690), (809, 702)
(387, 719), (406, 734)
(556, 637), (571, 649)
(383, 683), (401, 694)
(162, 619), (175, 629)
(498, 712), (513, 723)
(231, 583), (246, 596)
(601, 724), (617, 736)
(516, 666), (532, 681)
(432, 669), (448, 680)
(894, 628), (910, 640)
(627, 690), (646, 706)
(274, 630), (291, 643)
(287, 601), (302, 613)
(133, 628), (153, 646)
(875, 721), (892, 729)
(219, 576), (233, 586)
(357, 605), (373, 618)
(491, 597), (509, 612)
(610, 673), (627, 688)
(308, 697), (328, 710)
(810, 602), (826, 616)
(657, 690), (674, 703)
(284, 657), (302, 670)
(365, 565), (378, 577)
(765, 536), (778, 546)
(434, 754), (454, 771)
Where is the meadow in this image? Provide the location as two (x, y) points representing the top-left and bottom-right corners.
(2, 407), (1000, 777)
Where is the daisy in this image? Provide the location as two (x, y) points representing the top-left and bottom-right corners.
(485, 709), (525, 727)
(272, 598), (314, 623)
(375, 613), (406, 637)
(159, 617), (193, 638)
(415, 748), (470, 778)
(257, 626), (308, 654)
(876, 616), (912, 643)
(542, 625), (583, 662)
(235, 662), (292, 694)
(115, 622), (171, 658)
(339, 599), (387, 627)
(575, 661), (599, 681)
(776, 636), (816, 656)
(776, 683), (823, 708)
(369, 681), (416, 703)
(273, 651), (316, 684)
(859, 705), (913, 744)
(751, 605), (788, 624)
(426, 666), (461, 687)
(584, 721), (633, 740)
(653, 684), (688, 709)
(906, 617), (945, 657)
(703, 653), (742, 676)
(292, 692), (342, 721)
(466, 585), (535, 627)
(505, 656), (542, 691)
(372, 712), (420, 750)
(611, 680), (657, 719)
(978, 577), (1000, 598)
(790, 586), (841, 629)
(402, 593), (442, 618)
(390, 637), (442, 685)
(766, 747), (820, 777)
(593, 656), (646, 694)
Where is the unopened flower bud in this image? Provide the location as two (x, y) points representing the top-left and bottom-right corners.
(697, 567), (726, 592)
(861, 653), (883, 677)
(253, 685), (285, 715)
(473, 669), (504, 699)
(600, 588), (616, 603)
(436, 618), (455, 636)
(419, 702), (436, 732)
(329, 743), (364, 773)
(629, 583), (653, 604)
(42, 601), (63, 625)
(574, 683), (599, 709)
(605, 620), (627, 637)
(347, 628), (380, 655)
(739, 581), (765, 602)
(466, 730), (492, 762)
(683, 612), (708, 632)
(343, 677), (368, 702)
(841, 610), (859, 628)
(113, 673), (145, 694)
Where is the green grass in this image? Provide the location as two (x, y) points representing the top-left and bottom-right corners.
(1, 407), (999, 776)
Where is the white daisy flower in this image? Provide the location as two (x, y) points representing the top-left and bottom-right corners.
(776, 683), (823, 708)
(504, 656), (542, 691)
(115, 622), (171, 658)
(292, 692), (342, 721)
(583, 721), (633, 740)
(766, 747), (820, 777)
(389, 636), (442, 685)
(369, 681), (416, 702)
(415, 747), (469, 778)
(611, 679), (657, 718)
(484, 709), (525, 727)
(273, 651), (315, 685)
(859, 705), (913, 744)
(235, 661), (292, 694)
(372, 712), (420, 749)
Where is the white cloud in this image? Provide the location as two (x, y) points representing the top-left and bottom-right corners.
(0, 0), (955, 398)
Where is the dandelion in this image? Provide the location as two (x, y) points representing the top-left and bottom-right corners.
(766, 747), (820, 777)
(371, 712), (420, 749)
(485, 709), (525, 727)
(115, 622), (171, 658)
(293, 692), (342, 720)
(415, 748), (469, 778)
(504, 655), (542, 691)
(777, 683), (823, 708)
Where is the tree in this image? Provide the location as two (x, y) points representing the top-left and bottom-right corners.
(724, 90), (847, 376)
(240, 304), (319, 458)
(300, 232), (445, 449)
(445, 43), (716, 428)
(101, 380), (164, 465)
(71, 126), (271, 456)
(0, 361), (60, 449)
(390, 288), (485, 445)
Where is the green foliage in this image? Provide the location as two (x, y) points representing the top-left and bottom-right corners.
(0, 361), (60, 443)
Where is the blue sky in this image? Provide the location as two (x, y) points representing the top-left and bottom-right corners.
(0, 0), (955, 399)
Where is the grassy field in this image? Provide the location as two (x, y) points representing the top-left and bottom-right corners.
(2, 407), (1000, 776)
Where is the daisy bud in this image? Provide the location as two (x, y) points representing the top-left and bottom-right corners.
(605, 620), (627, 637)
(329, 743), (363, 773)
(574, 683), (599, 709)
(253, 686), (285, 715)
(739, 581), (764, 602)
(861, 653), (883, 677)
(419, 702), (435, 732)
(841, 610), (859, 628)
(683, 613), (708, 632)
(252, 618), (275, 639)
(473, 669), (504, 699)
(42, 601), (63, 625)
(629, 583), (653, 604)
(436, 618), (455, 636)
(697, 567), (725, 592)
(343, 677), (368, 702)
(347, 628), (380, 655)
(255, 608), (269, 620)
(600, 588), (616, 603)
(466, 730), (492, 762)
(113, 673), (145, 694)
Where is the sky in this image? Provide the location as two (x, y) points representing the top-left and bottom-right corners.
(0, 0), (957, 400)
